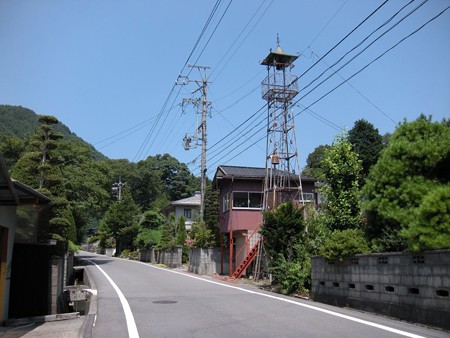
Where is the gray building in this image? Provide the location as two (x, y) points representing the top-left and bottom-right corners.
(161, 191), (201, 231)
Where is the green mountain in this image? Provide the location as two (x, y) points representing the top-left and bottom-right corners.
(0, 105), (106, 160)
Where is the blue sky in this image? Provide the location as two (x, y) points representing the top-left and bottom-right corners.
(1, 0), (449, 178)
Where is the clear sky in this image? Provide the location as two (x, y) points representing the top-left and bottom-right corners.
(1, 0), (449, 178)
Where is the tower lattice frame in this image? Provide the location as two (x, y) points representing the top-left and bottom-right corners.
(261, 41), (304, 211)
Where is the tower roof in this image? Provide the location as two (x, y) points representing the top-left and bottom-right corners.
(261, 45), (298, 69)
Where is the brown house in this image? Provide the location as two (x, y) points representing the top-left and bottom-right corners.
(0, 154), (65, 322)
(213, 165), (318, 278)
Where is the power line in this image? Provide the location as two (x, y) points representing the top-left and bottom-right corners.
(294, 0), (431, 107)
(132, 0), (228, 162)
(305, 0), (349, 50)
(302, 0), (417, 94)
(299, 0), (389, 80)
(310, 50), (397, 125)
(143, 1), (234, 158)
(210, 0), (274, 82)
(197, 1), (393, 169)
(194, 4), (449, 173)
(292, 4), (450, 121)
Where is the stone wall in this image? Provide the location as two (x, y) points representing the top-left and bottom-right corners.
(138, 247), (182, 268)
(311, 250), (450, 330)
(49, 253), (74, 314)
(138, 248), (156, 263)
(189, 248), (230, 275)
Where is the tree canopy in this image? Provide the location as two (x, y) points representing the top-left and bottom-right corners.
(0, 105), (201, 253)
(302, 144), (331, 179)
(347, 119), (383, 179)
(363, 115), (450, 251)
(12, 115), (76, 253)
(319, 134), (362, 231)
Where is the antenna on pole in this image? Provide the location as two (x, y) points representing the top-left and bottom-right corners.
(178, 65), (211, 221)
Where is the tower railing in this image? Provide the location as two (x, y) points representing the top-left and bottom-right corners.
(261, 73), (298, 101)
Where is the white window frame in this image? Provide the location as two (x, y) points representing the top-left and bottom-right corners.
(223, 192), (230, 212)
(232, 191), (263, 210)
(302, 193), (315, 203)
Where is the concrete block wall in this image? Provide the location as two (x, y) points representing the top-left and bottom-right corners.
(189, 248), (230, 275)
(138, 248), (156, 263)
(155, 247), (182, 268)
(138, 247), (182, 268)
(311, 250), (450, 330)
(49, 253), (74, 315)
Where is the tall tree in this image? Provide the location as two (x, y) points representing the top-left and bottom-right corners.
(56, 139), (112, 243)
(302, 145), (331, 179)
(159, 213), (176, 250)
(99, 185), (140, 254)
(320, 134), (362, 231)
(348, 119), (383, 179)
(363, 115), (450, 252)
(12, 115), (76, 252)
(204, 185), (220, 241)
(134, 211), (165, 250)
(140, 154), (200, 202)
(0, 135), (26, 168)
(132, 159), (166, 209)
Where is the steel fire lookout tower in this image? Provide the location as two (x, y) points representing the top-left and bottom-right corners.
(261, 38), (304, 210)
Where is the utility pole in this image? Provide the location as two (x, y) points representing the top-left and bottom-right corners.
(112, 177), (125, 201)
(180, 65), (211, 221)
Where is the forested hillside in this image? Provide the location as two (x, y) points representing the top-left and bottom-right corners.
(0, 105), (202, 250)
(0, 105), (106, 160)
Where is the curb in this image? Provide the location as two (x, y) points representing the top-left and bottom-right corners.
(78, 260), (98, 338)
(5, 312), (80, 327)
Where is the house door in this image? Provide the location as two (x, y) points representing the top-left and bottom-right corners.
(9, 243), (50, 317)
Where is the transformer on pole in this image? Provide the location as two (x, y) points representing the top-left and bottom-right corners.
(261, 36), (304, 211)
(180, 65), (211, 221)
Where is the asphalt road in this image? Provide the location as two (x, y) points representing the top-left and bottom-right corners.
(78, 252), (447, 338)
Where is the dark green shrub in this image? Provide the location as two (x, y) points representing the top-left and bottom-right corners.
(319, 229), (370, 261)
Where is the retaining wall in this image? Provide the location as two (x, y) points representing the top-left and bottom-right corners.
(311, 250), (450, 330)
(138, 247), (182, 268)
(188, 248), (230, 275)
(49, 253), (74, 314)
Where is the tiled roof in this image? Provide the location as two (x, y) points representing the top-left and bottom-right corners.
(170, 192), (201, 206)
(214, 165), (316, 181)
(217, 165), (265, 178)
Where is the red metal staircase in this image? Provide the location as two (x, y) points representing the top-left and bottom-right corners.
(231, 238), (262, 279)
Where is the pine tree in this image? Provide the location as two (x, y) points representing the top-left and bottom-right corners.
(363, 115), (450, 251)
(12, 115), (76, 253)
(176, 216), (187, 245)
(348, 119), (383, 179)
(159, 213), (176, 250)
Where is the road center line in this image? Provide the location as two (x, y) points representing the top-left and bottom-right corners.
(85, 258), (139, 338)
(135, 260), (425, 338)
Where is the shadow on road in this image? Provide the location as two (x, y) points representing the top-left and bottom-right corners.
(76, 254), (114, 266)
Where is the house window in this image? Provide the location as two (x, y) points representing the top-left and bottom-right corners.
(223, 193), (230, 212)
(302, 193), (314, 203)
(232, 192), (263, 209)
(184, 208), (192, 219)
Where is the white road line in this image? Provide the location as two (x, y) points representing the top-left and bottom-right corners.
(85, 258), (139, 338)
(134, 260), (426, 338)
